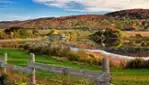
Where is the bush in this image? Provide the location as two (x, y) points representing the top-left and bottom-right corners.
(0, 74), (10, 85)
(22, 40), (102, 65)
(68, 54), (80, 61)
(0, 31), (9, 39)
(2, 27), (39, 39)
(125, 59), (149, 68)
(0, 42), (20, 48)
(90, 29), (122, 47)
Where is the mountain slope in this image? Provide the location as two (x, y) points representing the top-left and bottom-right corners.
(0, 15), (108, 29)
(0, 21), (20, 29)
(105, 9), (149, 19)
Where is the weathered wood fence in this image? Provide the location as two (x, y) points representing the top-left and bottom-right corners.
(0, 53), (111, 85)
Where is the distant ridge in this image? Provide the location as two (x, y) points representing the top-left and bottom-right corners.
(0, 14), (107, 29)
(2, 8), (149, 29)
(105, 9), (149, 19)
(0, 21), (21, 29)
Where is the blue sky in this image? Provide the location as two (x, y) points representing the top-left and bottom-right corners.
(0, 0), (149, 21)
(0, 0), (106, 21)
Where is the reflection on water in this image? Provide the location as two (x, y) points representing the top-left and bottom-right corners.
(89, 29), (149, 57)
(101, 37), (149, 57)
(48, 30), (149, 57)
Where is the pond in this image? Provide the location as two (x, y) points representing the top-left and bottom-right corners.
(69, 35), (149, 60)
(47, 30), (149, 60)
(69, 47), (149, 60)
(102, 37), (149, 58)
(88, 30), (149, 58)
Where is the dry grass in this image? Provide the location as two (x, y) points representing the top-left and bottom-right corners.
(124, 31), (149, 37)
(0, 69), (93, 85)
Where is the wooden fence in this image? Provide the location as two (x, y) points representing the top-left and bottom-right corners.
(0, 53), (111, 85)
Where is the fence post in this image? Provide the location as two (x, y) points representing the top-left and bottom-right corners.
(29, 53), (36, 85)
(103, 58), (110, 74)
(63, 68), (71, 85)
(103, 58), (110, 85)
(3, 52), (7, 73)
(95, 58), (110, 85)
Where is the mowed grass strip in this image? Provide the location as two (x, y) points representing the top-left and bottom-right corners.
(0, 48), (149, 85)
(0, 48), (100, 70)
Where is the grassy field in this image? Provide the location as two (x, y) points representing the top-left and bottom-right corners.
(0, 48), (149, 85)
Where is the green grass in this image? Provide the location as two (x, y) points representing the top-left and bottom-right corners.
(0, 48), (100, 71)
(0, 48), (149, 85)
(112, 69), (149, 85)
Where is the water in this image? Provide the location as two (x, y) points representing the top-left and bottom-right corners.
(70, 47), (149, 60)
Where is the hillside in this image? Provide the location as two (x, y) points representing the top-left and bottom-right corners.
(0, 15), (108, 29)
(0, 21), (20, 29)
(2, 9), (149, 29)
(105, 9), (149, 19)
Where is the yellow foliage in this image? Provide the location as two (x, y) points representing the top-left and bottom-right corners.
(16, 82), (41, 85)
(49, 29), (58, 34)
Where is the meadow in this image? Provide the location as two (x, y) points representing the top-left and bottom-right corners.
(0, 28), (149, 85)
(0, 48), (148, 85)
(1, 9), (149, 85)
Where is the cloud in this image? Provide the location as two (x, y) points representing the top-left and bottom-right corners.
(0, 0), (13, 4)
(0, 0), (13, 7)
(33, 0), (149, 12)
(33, 0), (82, 8)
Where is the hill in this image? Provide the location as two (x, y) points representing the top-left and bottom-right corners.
(0, 15), (108, 29)
(0, 21), (20, 29)
(105, 9), (149, 19)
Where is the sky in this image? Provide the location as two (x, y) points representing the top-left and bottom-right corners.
(0, 0), (149, 21)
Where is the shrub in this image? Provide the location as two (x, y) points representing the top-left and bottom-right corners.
(0, 31), (9, 39)
(0, 42), (20, 48)
(0, 74), (10, 85)
(2, 27), (39, 39)
(68, 54), (80, 61)
(135, 34), (142, 38)
(22, 40), (102, 65)
(145, 60), (149, 68)
(125, 59), (149, 68)
(90, 29), (122, 47)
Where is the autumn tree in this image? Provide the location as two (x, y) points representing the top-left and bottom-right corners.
(90, 28), (122, 48)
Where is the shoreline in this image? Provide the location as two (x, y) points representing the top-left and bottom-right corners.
(70, 47), (149, 60)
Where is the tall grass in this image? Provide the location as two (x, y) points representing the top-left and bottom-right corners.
(125, 59), (149, 68)
(22, 40), (102, 65)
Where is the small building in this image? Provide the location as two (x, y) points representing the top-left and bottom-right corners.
(47, 29), (60, 40)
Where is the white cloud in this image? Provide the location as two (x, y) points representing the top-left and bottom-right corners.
(33, 0), (149, 12)
(0, 0), (13, 4)
(0, 0), (13, 8)
(33, 0), (82, 8)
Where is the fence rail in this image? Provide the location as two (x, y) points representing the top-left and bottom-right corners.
(0, 52), (111, 85)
